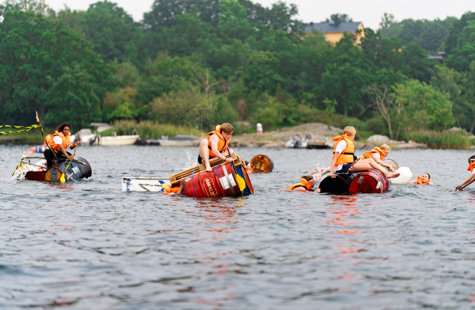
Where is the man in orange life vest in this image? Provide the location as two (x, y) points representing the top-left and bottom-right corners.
(455, 155), (475, 191)
(198, 123), (234, 171)
(329, 126), (399, 179)
(44, 123), (79, 168)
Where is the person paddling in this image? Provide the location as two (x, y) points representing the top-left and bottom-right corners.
(44, 123), (79, 168)
(455, 155), (475, 191)
(198, 123), (235, 171)
(329, 126), (400, 179)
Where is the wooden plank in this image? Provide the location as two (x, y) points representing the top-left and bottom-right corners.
(169, 153), (242, 186)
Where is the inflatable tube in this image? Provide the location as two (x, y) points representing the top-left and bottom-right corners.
(348, 169), (389, 193)
(390, 167), (413, 184)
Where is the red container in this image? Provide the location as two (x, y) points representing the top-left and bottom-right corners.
(214, 163), (241, 197)
(181, 171), (222, 197)
(348, 169), (389, 193)
(181, 174), (204, 197)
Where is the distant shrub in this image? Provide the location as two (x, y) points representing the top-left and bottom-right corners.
(405, 129), (471, 149)
(103, 120), (204, 139)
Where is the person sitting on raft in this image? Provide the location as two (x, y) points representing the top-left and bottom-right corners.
(311, 143), (396, 181)
(286, 175), (317, 191)
(329, 126), (400, 179)
(44, 122), (79, 168)
(412, 173), (432, 185)
(455, 155), (475, 191)
(198, 123), (235, 172)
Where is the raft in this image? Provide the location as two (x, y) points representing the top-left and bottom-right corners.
(12, 155), (92, 182)
(318, 169), (389, 194)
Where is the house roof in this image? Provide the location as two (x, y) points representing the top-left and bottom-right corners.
(304, 22), (363, 34)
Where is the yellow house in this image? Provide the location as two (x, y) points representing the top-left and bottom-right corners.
(304, 22), (365, 44)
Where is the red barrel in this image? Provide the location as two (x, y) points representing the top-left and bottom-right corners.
(214, 162), (241, 196)
(348, 169), (389, 193)
(181, 170), (224, 197)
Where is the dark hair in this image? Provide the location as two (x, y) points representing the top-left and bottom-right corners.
(56, 122), (71, 132)
(423, 172), (431, 179)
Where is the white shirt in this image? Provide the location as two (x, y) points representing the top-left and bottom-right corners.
(372, 152), (381, 161)
(53, 135), (63, 145)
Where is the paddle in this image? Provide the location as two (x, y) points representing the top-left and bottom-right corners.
(228, 148), (246, 191)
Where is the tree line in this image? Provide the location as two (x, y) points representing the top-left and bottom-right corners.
(0, 0), (474, 142)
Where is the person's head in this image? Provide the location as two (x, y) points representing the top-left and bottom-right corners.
(56, 122), (71, 135)
(380, 144), (391, 155)
(343, 126), (356, 140)
(422, 173), (431, 182)
(220, 123), (234, 140)
(468, 155), (475, 165)
(302, 175), (316, 187)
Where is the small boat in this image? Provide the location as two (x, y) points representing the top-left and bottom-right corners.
(12, 155), (92, 182)
(94, 135), (140, 146)
(137, 135), (200, 147)
(318, 169), (389, 194)
(76, 129), (99, 145)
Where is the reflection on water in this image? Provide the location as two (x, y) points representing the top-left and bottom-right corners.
(0, 145), (474, 309)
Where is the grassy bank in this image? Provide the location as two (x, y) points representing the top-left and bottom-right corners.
(405, 130), (472, 149)
(103, 120), (205, 139)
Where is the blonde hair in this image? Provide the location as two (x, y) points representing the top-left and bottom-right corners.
(380, 144), (391, 153)
(220, 123), (234, 134)
(343, 126), (356, 137)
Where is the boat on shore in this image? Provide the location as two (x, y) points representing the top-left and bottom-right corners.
(94, 135), (140, 146)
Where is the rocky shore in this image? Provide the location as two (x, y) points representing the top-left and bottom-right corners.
(231, 122), (428, 149)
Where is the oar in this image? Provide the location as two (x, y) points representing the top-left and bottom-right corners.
(228, 148), (246, 191)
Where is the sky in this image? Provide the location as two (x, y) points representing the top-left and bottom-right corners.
(44, 0), (474, 30)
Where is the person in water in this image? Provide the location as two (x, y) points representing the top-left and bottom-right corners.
(44, 122), (79, 168)
(286, 175), (317, 191)
(329, 126), (399, 179)
(455, 155), (475, 191)
(412, 173), (432, 185)
(311, 143), (396, 181)
(198, 123), (235, 171)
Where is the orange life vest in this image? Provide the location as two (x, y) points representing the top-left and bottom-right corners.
(467, 162), (475, 173)
(332, 135), (355, 166)
(288, 178), (313, 191)
(207, 125), (229, 158)
(45, 130), (71, 152)
(362, 147), (386, 160)
(412, 176), (432, 185)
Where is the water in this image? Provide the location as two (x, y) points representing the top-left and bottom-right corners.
(1, 145), (474, 309)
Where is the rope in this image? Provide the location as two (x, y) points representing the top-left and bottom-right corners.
(0, 124), (41, 135)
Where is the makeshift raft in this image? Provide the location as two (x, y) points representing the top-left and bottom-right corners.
(122, 153), (254, 197)
(12, 155), (92, 182)
(318, 169), (389, 194)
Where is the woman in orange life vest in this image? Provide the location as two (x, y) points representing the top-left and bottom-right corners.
(455, 155), (475, 191)
(198, 123), (235, 172)
(329, 126), (400, 179)
(43, 122), (79, 168)
(286, 175), (317, 191)
(412, 173), (433, 185)
(360, 144), (396, 172)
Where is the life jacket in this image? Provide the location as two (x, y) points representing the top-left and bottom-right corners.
(467, 162), (475, 173)
(412, 176), (432, 185)
(45, 130), (71, 152)
(362, 147), (386, 160)
(332, 135), (355, 166)
(207, 125), (230, 158)
(288, 178), (313, 191)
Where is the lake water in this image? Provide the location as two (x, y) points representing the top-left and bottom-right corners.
(1, 145), (474, 309)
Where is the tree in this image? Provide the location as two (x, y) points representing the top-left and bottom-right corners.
(325, 14), (353, 26)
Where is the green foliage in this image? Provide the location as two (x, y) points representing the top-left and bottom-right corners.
(405, 130), (471, 149)
(105, 120), (203, 138)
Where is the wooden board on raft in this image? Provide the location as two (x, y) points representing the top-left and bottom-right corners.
(168, 153), (245, 186)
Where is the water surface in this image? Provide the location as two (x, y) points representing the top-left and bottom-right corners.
(1, 145), (474, 309)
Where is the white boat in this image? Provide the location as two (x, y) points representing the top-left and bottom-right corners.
(73, 129), (99, 145)
(95, 135), (140, 146)
(122, 177), (170, 192)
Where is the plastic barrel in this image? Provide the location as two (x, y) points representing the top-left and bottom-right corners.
(348, 169), (389, 193)
(214, 163), (241, 197)
(181, 173), (205, 197)
(318, 174), (350, 193)
(235, 165), (254, 195)
(250, 155), (274, 173)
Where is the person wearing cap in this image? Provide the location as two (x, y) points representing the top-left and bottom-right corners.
(455, 155), (475, 191)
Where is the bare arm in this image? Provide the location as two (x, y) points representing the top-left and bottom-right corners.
(455, 174), (475, 191)
(209, 135), (231, 162)
(329, 152), (340, 178)
(375, 158), (395, 171)
(58, 144), (73, 160)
